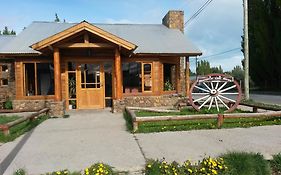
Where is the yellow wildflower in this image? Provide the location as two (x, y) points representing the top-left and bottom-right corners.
(56, 172), (61, 175)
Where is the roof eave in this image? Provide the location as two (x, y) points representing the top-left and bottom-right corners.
(134, 52), (202, 57)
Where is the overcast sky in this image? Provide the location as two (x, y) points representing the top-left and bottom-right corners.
(0, 0), (243, 71)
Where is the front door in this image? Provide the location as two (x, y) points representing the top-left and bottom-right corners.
(77, 63), (105, 109)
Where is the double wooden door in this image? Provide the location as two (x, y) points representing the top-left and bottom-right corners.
(76, 63), (105, 109)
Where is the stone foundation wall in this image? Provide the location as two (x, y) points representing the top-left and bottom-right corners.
(13, 99), (65, 117)
(113, 94), (187, 112)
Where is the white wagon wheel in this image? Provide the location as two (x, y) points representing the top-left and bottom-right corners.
(189, 74), (242, 113)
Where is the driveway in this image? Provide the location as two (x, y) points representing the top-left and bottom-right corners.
(0, 110), (281, 174)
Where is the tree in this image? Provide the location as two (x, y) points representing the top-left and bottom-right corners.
(197, 60), (224, 75)
(231, 65), (244, 82)
(246, 0), (281, 90)
(0, 26), (16, 35)
(54, 13), (60, 22)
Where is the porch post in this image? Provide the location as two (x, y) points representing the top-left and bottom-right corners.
(186, 57), (190, 96)
(54, 48), (62, 101)
(115, 48), (122, 100)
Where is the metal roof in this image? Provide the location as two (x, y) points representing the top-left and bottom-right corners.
(0, 35), (16, 51)
(0, 21), (202, 55)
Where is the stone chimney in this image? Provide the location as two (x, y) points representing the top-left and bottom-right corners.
(162, 10), (184, 33)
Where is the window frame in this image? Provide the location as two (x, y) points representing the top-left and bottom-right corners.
(122, 61), (154, 95)
(0, 64), (9, 87)
(23, 61), (55, 97)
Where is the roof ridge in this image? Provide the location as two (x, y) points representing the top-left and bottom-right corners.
(32, 21), (164, 26)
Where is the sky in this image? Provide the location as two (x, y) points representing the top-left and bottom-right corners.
(0, 0), (244, 72)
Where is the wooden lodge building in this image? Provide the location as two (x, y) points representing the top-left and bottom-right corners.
(0, 10), (201, 116)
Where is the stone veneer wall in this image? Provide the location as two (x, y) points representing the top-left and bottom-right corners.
(112, 94), (187, 112)
(0, 61), (16, 102)
(13, 99), (65, 117)
(162, 10), (184, 33)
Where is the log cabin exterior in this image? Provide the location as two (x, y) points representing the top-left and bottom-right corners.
(0, 10), (201, 116)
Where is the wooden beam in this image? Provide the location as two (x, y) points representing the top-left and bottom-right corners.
(115, 48), (122, 100)
(54, 48), (62, 101)
(58, 43), (114, 48)
(186, 57), (190, 96)
(84, 33), (89, 43)
(31, 21), (136, 51)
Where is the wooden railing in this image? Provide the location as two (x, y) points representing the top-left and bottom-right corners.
(0, 108), (49, 136)
(126, 106), (281, 132)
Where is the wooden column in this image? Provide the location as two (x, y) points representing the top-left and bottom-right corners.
(54, 48), (62, 101)
(115, 48), (122, 100)
(186, 57), (190, 96)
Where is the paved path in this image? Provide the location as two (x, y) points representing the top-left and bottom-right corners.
(0, 110), (145, 175)
(136, 125), (281, 163)
(250, 94), (281, 105)
(0, 110), (281, 174)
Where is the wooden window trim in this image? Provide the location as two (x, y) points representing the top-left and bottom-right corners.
(23, 61), (54, 98)
(122, 60), (154, 95)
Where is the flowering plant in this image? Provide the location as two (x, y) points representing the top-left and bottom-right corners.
(84, 163), (114, 175)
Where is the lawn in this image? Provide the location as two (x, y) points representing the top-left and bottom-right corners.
(0, 115), (21, 124)
(125, 107), (281, 133)
(0, 115), (49, 143)
(135, 107), (247, 117)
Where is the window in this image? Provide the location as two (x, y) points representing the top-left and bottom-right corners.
(122, 62), (153, 94)
(80, 64), (101, 88)
(0, 65), (9, 86)
(24, 63), (54, 96)
(163, 63), (176, 91)
(122, 62), (142, 93)
(104, 63), (113, 107)
(142, 63), (152, 92)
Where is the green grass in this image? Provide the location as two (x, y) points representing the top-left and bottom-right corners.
(221, 152), (271, 175)
(0, 115), (49, 143)
(135, 107), (247, 117)
(135, 117), (281, 133)
(0, 115), (21, 124)
(270, 153), (281, 174)
(126, 107), (281, 133)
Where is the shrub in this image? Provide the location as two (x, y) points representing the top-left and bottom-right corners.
(4, 99), (13, 109)
(145, 157), (227, 175)
(45, 169), (71, 175)
(271, 153), (281, 174)
(221, 152), (271, 175)
(84, 163), (114, 175)
(13, 169), (27, 175)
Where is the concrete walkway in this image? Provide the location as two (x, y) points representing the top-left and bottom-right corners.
(0, 110), (281, 174)
(0, 109), (145, 175)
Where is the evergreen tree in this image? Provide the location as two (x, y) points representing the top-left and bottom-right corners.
(0, 26), (16, 35)
(247, 0), (281, 90)
(54, 13), (60, 22)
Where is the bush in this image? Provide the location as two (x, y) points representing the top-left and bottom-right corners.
(13, 169), (27, 175)
(4, 99), (13, 109)
(84, 163), (114, 175)
(271, 153), (281, 174)
(221, 152), (271, 175)
(145, 157), (227, 175)
(45, 170), (80, 175)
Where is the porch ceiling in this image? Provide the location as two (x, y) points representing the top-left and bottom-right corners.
(31, 21), (137, 51)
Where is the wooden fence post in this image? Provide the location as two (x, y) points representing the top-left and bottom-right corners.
(0, 125), (10, 136)
(133, 122), (139, 133)
(217, 114), (224, 128)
